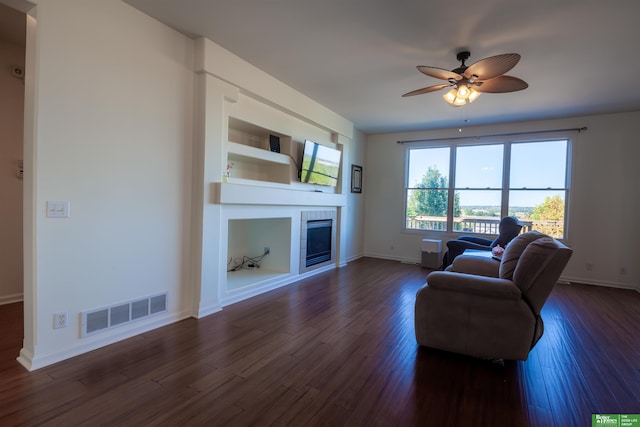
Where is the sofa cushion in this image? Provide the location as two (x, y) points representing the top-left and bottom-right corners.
(512, 237), (559, 293)
(499, 231), (546, 280)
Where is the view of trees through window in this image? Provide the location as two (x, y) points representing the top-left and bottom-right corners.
(406, 140), (568, 238)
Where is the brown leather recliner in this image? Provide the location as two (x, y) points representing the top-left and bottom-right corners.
(415, 231), (573, 361)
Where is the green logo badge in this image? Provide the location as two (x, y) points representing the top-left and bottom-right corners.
(592, 414), (640, 427)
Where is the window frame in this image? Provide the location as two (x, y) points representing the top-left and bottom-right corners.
(403, 135), (572, 240)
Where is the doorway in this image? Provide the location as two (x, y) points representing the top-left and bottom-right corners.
(0, 1), (26, 367)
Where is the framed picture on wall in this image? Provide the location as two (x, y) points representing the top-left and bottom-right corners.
(351, 164), (362, 193)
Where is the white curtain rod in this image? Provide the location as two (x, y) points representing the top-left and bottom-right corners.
(396, 126), (587, 144)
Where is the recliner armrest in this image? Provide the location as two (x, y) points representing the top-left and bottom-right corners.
(446, 256), (500, 277)
(426, 271), (521, 300)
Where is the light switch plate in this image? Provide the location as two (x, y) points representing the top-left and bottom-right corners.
(47, 201), (70, 218)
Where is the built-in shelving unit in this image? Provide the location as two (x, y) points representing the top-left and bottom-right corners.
(227, 117), (294, 185)
(193, 41), (353, 317)
(217, 101), (347, 306)
(225, 218), (291, 301)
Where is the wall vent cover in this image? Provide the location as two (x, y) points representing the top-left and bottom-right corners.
(81, 292), (168, 338)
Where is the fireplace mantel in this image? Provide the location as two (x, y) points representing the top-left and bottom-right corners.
(212, 182), (347, 207)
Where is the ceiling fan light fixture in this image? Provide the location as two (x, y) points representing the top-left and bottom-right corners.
(443, 88), (457, 103)
(468, 88), (481, 103)
(453, 96), (467, 106)
(443, 84), (480, 107)
(457, 85), (470, 99)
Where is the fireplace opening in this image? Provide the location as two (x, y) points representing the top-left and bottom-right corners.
(306, 219), (332, 267)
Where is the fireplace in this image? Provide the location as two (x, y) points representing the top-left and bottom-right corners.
(300, 210), (337, 273)
(306, 219), (332, 267)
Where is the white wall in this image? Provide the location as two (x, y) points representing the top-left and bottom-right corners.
(365, 111), (640, 291)
(13, 0), (367, 370)
(0, 38), (25, 304)
(344, 127), (366, 261)
(20, 0), (195, 369)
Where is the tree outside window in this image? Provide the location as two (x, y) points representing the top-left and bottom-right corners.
(406, 147), (455, 231)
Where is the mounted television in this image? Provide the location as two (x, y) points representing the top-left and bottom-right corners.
(300, 139), (342, 187)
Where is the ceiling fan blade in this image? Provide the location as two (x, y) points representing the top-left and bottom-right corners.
(464, 53), (521, 80)
(417, 66), (462, 81)
(475, 76), (528, 93)
(402, 83), (452, 97)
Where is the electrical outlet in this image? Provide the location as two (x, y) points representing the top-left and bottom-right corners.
(54, 312), (68, 329)
(264, 246), (270, 255)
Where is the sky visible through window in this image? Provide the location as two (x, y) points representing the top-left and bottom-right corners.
(408, 140), (567, 207)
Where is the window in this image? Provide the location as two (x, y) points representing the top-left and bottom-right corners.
(406, 147), (450, 231)
(454, 144), (504, 233)
(509, 140), (568, 238)
(405, 138), (570, 238)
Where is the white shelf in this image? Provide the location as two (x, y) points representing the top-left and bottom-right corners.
(226, 117), (293, 185)
(228, 141), (290, 165)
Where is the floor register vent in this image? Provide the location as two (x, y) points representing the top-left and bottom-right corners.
(81, 292), (168, 337)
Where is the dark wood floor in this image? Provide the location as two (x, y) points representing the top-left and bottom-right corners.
(1, 257), (638, 426)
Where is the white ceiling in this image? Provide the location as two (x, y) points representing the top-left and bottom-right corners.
(4, 1), (640, 134)
(122, 0), (640, 133)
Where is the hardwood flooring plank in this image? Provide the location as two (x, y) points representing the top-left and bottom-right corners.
(0, 259), (638, 426)
(269, 386), (324, 426)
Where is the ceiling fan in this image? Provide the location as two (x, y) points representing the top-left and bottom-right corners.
(402, 51), (528, 106)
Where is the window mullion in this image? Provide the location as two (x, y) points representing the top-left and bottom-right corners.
(502, 142), (511, 218)
(447, 145), (456, 232)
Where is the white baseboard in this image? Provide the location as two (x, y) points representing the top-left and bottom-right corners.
(345, 254), (364, 263)
(363, 252), (422, 265)
(196, 303), (222, 319)
(362, 254), (639, 292)
(219, 275), (296, 308)
(0, 293), (23, 306)
(561, 275), (640, 292)
(20, 310), (191, 371)
(16, 348), (34, 371)
(219, 263), (338, 308)
(341, 254), (367, 267)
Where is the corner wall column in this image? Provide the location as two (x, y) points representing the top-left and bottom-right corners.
(191, 72), (238, 318)
(333, 133), (351, 268)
